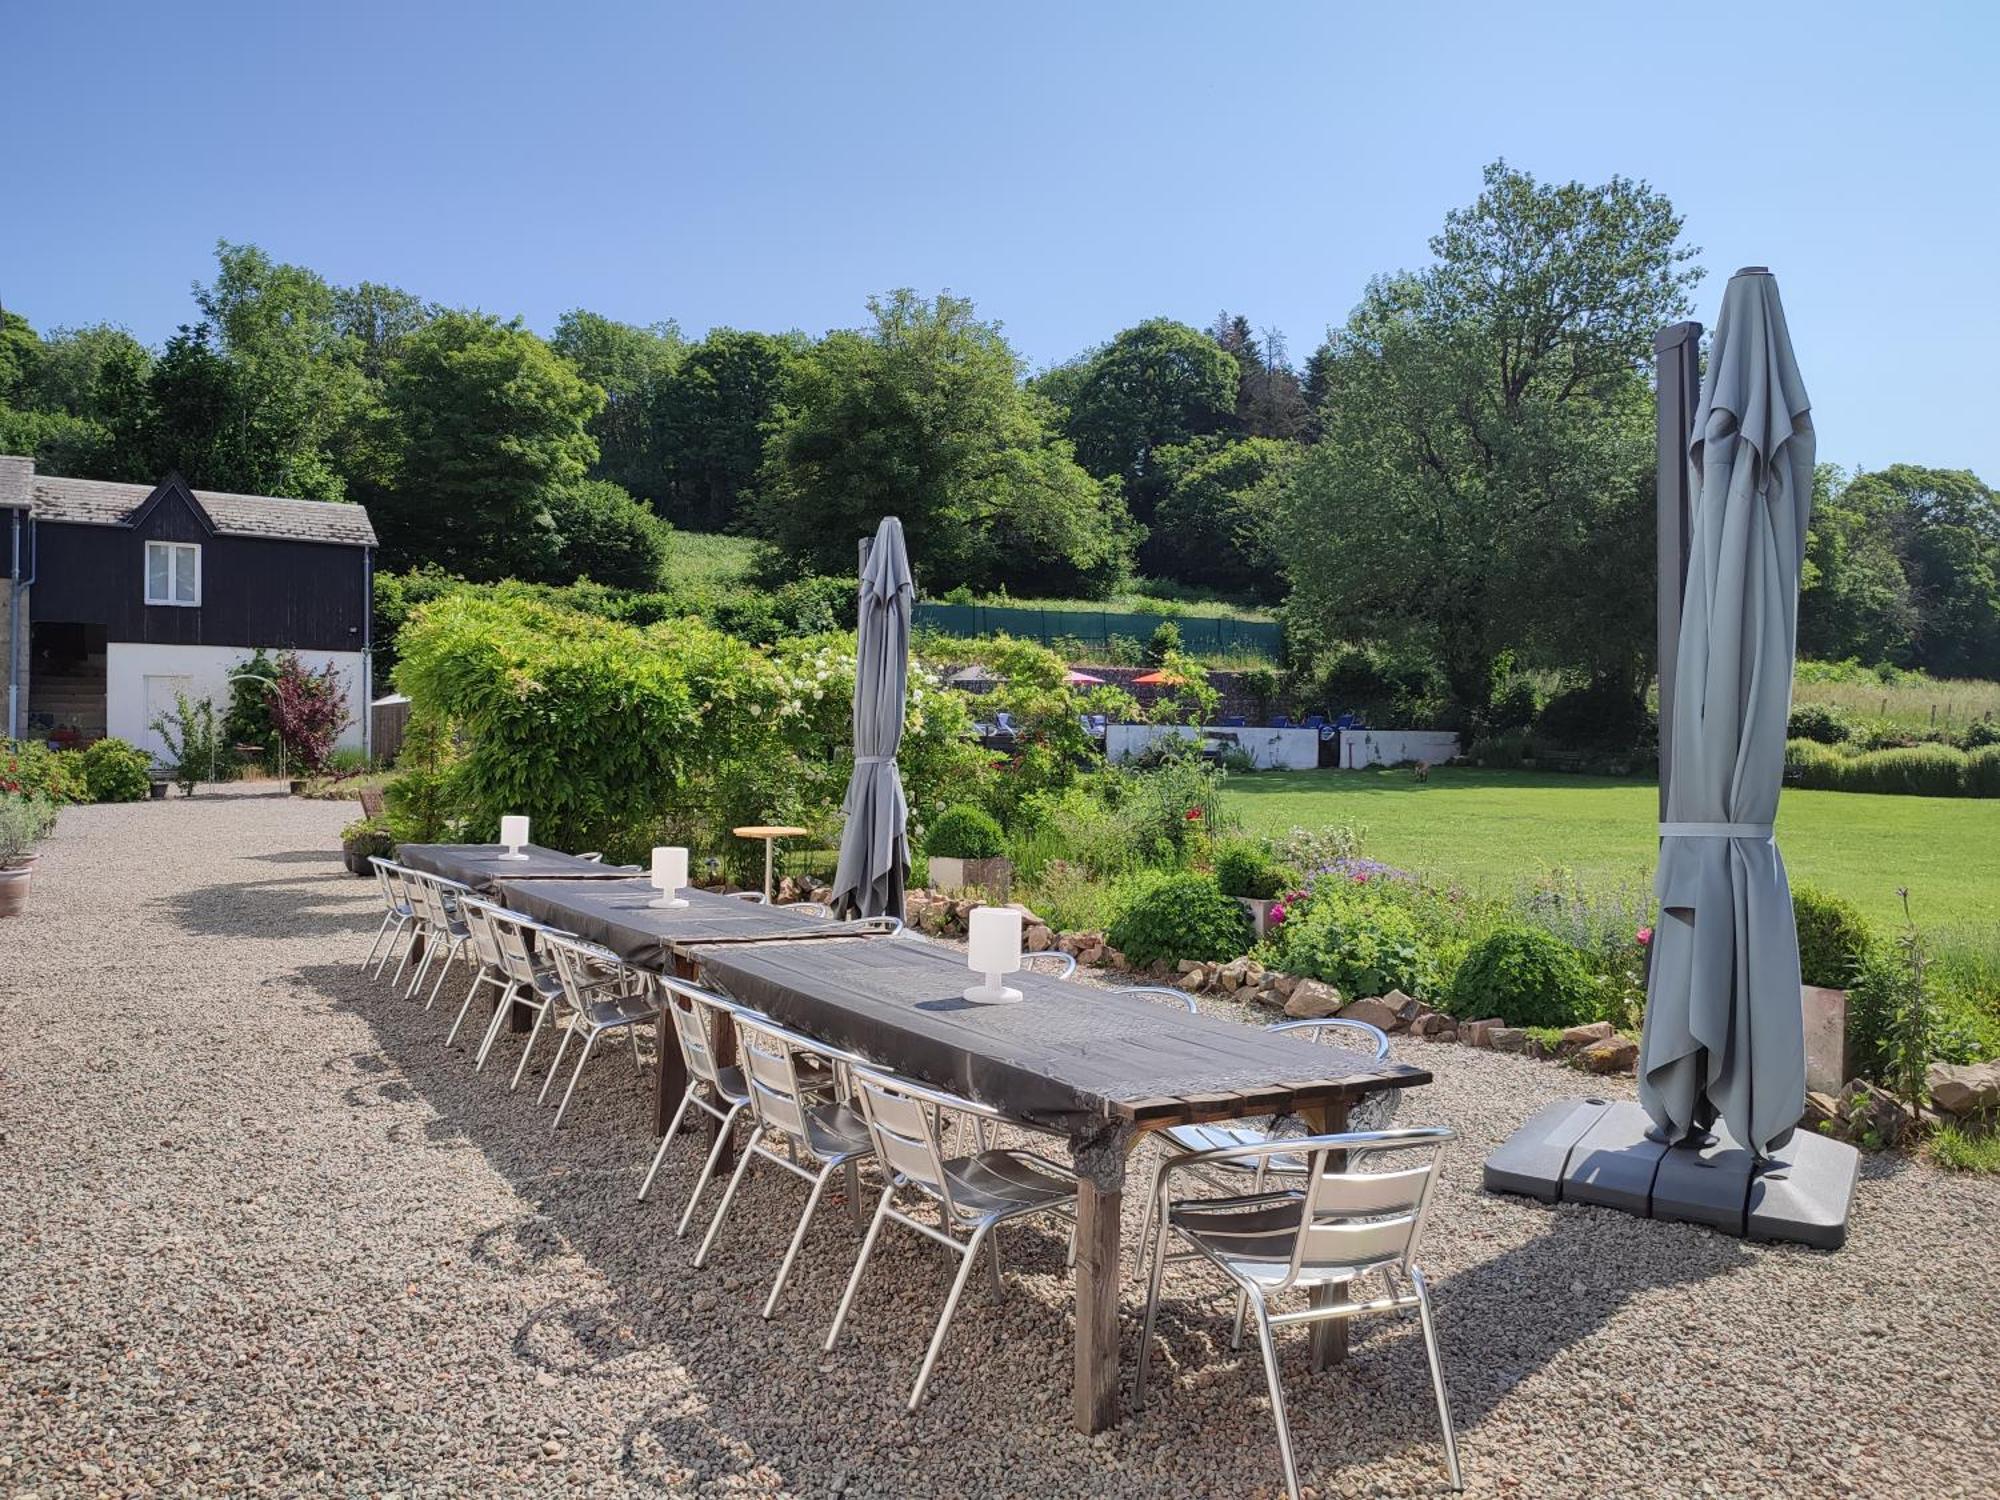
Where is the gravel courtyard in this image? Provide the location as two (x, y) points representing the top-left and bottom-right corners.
(4, 790), (1997, 1499)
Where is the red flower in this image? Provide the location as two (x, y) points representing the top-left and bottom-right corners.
(1184, 807), (1202, 821)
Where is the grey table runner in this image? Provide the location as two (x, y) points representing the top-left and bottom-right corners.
(693, 937), (1427, 1140)
(502, 880), (844, 966)
(396, 844), (641, 892)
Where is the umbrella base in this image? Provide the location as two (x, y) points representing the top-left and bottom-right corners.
(1483, 1098), (1857, 1250)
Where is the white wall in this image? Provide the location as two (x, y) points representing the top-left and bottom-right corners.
(1338, 728), (1460, 768)
(1106, 722), (1322, 771)
(106, 643), (366, 761)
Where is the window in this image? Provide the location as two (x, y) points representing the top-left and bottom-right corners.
(145, 541), (201, 606)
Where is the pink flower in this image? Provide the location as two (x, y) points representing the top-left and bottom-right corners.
(1636, 926), (1653, 946)
(1269, 903), (1287, 925)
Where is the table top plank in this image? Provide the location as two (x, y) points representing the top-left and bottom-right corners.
(499, 879), (853, 966)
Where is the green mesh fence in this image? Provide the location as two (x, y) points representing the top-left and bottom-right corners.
(913, 602), (1280, 660)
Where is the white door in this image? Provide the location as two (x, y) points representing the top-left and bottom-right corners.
(142, 674), (195, 762)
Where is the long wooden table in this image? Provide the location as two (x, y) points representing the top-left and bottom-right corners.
(688, 936), (1430, 1435)
(396, 843), (641, 892)
(464, 870), (1430, 1436)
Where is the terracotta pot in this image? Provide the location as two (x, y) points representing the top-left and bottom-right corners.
(0, 865), (31, 918)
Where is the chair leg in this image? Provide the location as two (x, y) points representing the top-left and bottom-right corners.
(1247, 1287), (1304, 1500)
(473, 984), (515, 1071)
(628, 1024), (645, 1073)
(825, 1185), (895, 1352)
(426, 941), (464, 1009)
(1412, 1267), (1464, 1491)
(363, 913), (395, 971)
(540, 1021), (580, 1105)
(764, 1164), (837, 1318)
(509, 1005), (550, 1090)
(372, 919), (408, 979)
(404, 934), (436, 999)
(390, 925), (422, 989)
(1230, 1157), (1273, 1349)
(445, 972), (491, 1048)
(908, 1224), (989, 1411)
(675, 1103), (745, 1236)
(1133, 1154), (1163, 1282)
(1134, 1187), (1173, 1408)
(694, 1126), (764, 1268)
(844, 1161), (864, 1231)
(639, 1086), (698, 1202)
(987, 1233), (1004, 1296)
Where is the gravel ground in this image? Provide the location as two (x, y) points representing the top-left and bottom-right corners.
(4, 789), (1998, 1499)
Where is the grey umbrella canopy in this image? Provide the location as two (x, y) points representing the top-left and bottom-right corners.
(1639, 269), (1815, 1159)
(830, 517), (914, 919)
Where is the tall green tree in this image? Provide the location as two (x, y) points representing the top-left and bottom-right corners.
(1275, 161), (1701, 722)
(1054, 317), (1238, 523)
(0, 317), (153, 478)
(1845, 464), (2000, 677)
(755, 290), (1134, 593)
(1799, 463), (1919, 666)
(656, 327), (802, 531)
(550, 310), (683, 508)
(332, 282), (433, 382)
(1148, 435), (1298, 598)
(1211, 312), (1308, 440)
(359, 310), (603, 578)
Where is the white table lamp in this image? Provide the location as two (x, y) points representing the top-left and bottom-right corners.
(964, 905), (1023, 1004)
(498, 815), (530, 861)
(651, 845), (690, 909)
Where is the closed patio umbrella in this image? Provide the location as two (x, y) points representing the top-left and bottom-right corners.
(830, 517), (914, 919)
(1639, 269), (1815, 1159)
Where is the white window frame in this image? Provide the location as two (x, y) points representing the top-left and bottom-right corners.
(144, 541), (202, 607)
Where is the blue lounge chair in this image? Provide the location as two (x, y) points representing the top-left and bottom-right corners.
(1222, 714), (1247, 727)
(1270, 714), (1292, 729)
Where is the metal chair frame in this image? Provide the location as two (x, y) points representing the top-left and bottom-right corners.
(1135, 1018), (1396, 1284)
(363, 857), (417, 975)
(825, 1064), (1079, 1411)
(453, 898), (568, 1089)
(445, 895), (512, 1048)
(537, 931), (654, 1130)
(693, 1010), (877, 1317)
(402, 871), (475, 1006)
(637, 977), (756, 1236)
(1135, 1126), (1460, 1499)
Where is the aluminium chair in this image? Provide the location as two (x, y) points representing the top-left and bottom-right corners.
(403, 871), (475, 1006)
(1135, 1018), (1398, 1286)
(693, 1009), (878, 1317)
(1135, 1127), (1461, 1499)
(456, 898), (568, 1090)
(825, 1064), (1079, 1411)
(538, 931), (656, 1130)
(363, 857), (417, 976)
(637, 977), (755, 1236)
(445, 895), (512, 1048)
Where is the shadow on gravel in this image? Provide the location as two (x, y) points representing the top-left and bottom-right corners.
(248, 850), (349, 866)
(161, 871), (368, 939)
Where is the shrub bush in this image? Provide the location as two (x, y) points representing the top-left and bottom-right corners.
(340, 818), (395, 859)
(1490, 679), (1541, 733)
(1, 740), (87, 804)
(1446, 927), (1602, 1028)
(1108, 871), (1251, 968)
(1270, 891), (1438, 1000)
(1213, 838), (1286, 900)
(1966, 744), (2000, 797)
(1785, 737), (1850, 787)
(1144, 619), (1183, 665)
(1960, 716), (2000, 752)
(1792, 884), (1875, 989)
(1467, 727), (1533, 768)
(0, 793), (58, 866)
(1837, 744), (1968, 796)
(77, 738), (153, 802)
(1536, 677), (1649, 751)
(1787, 703), (1853, 745)
(927, 804), (1004, 860)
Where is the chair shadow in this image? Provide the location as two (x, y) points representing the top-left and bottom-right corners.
(161, 871), (372, 939)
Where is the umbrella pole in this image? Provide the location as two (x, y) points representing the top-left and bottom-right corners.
(1653, 319), (1703, 821)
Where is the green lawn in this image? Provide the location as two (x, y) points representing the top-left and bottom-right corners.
(1224, 767), (2000, 928)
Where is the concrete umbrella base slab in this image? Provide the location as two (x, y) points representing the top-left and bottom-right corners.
(1483, 1097), (1858, 1250)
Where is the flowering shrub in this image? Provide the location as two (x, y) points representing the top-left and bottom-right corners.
(2, 741), (87, 804)
(1265, 886), (1439, 1000)
(270, 654), (349, 778)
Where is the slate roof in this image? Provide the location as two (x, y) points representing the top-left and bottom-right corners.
(5, 459), (377, 547)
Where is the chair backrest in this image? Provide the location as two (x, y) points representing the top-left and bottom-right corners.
(1021, 950), (1078, 979)
(653, 975), (745, 1092)
(459, 894), (507, 969)
(732, 1011), (863, 1158)
(835, 915), (903, 937)
(1122, 984), (1198, 1015)
(459, 897), (548, 986)
(1197, 1128), (1451, 1287)
(848, 1064), (965, 1213)
(542, 929), (628, 1009)
(368, 856), (410, 913)
(1271, 714), (1292, 728)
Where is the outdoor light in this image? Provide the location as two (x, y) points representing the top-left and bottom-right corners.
(498, 815), (530, 860)
(964, 905), (1023, 1004)
(650, 845), (690, 909)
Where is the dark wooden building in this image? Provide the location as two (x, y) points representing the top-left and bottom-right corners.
(2, 457), (376, 758)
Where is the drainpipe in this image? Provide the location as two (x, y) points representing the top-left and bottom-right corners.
(7, 508), (18, 740)
(361, 546), (374, 762)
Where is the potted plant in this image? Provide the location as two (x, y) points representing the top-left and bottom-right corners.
(0, 794), (56, 917)
(1213, 839), (1289, 941)
(340, 818), (395, 877)
(924, 804), (1012, 899)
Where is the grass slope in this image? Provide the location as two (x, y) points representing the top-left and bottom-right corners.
(1224, 767), (2000, 927)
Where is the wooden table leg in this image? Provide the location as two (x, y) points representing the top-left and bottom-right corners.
(1073, 1172), (1123, 1434)
(1304, 1098), (1352, 1371)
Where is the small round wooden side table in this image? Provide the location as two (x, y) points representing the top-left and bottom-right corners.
(732, 824), (810, 903)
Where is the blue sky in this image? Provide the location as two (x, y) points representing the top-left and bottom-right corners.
(4, 1), (1995, 478)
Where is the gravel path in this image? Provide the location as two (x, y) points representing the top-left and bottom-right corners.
(4, 789), (1997, 1499)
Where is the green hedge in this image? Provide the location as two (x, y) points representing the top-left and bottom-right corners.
(1108, 871), (1251, 968)
(1447, 927), (1603, 1029)
(927, 804), (1004, 860)
(1786, 738), (1997, 797)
